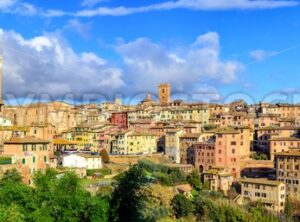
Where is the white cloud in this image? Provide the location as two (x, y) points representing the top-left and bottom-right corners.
(1, 0), (298, 17)
(0, 0), (16, 10)
(13, 2), (38, 16)
(1, 29), (124, 98)
(81, 52), (106, 65)
(1, 29), (243, 99)
(81, 0), (108, 7)
(117, 32), (243, 94)
(76, 0), (299, 17)
(249, 49), (279, 61)
(64, 19), (92, 39)
(43, 9), (70, 17)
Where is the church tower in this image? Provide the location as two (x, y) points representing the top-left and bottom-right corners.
(158, 83), (171, 105)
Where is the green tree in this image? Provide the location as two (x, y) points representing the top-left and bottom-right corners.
(33, 170), (109, 222)
(194, 196), (218, 221)
(109, 165), (149, 222)
(187, 170), (202, 191)
(87, 194), (109, 222)
(0, 170), (35, 220)
(171, 194), (194, 219)
(169, 168), (186, 185)
(0, 204), (25, 222)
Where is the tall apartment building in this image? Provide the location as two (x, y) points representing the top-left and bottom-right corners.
(188, 126), (251, 178)
(188, 142), (215, 172)
(214, 126), (251, 178)
(158, 83), (171, 105)
(165, 129), (184, 163)
(275, 151), (300, 197)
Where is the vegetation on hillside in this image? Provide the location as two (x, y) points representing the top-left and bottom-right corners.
(0, 161), (295, 222)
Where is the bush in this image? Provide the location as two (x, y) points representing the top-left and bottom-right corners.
(169, 169), (186, 185)
(187, 170), (202, 191)
(171, 194), (194, 219)
(251, 153), (268, 160)
(138, 160), (187, 186)
(152, 172), (172, 186)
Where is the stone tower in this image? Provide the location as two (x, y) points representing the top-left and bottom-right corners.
(158, 83), (171, 105)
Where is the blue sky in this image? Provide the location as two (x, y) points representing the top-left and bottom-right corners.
(1, 0), (300, 105)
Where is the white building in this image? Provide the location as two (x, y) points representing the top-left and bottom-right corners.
(62, 153), (102, 169)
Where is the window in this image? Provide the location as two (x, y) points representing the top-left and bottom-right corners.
(32, 145), (36, 151)
(231, 141), (237, 145)
(262, 193), (267, 198)
(255, 192), (260, 197)
(44, 156), (47, 162)
(244, 191), (249, 196)
(255, 185), (260, 189)
(33, 156), (36, 163)
(22, 145), (27, 152)
(232, 149), (235, 154)
(22, 158), (26, 164)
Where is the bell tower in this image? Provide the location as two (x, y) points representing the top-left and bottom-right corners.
(158, 83), (171, 105)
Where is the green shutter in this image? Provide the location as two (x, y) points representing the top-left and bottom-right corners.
(22, 158), (25, 164)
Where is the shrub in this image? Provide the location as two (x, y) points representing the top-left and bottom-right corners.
(171, 194), (194, 219)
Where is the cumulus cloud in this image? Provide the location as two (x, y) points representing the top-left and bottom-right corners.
(1, 29), (243, 100)
(117, 32), (243, 94)
(1, 29), (124, 98)
(249, 49), (279, 61)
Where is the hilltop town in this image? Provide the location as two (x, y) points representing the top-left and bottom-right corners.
(0, 79), (300, 218)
